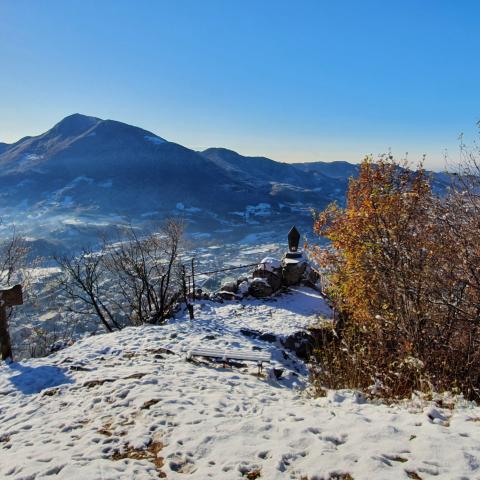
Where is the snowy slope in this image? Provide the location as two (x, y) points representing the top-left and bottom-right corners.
(1, 288), (479, 480)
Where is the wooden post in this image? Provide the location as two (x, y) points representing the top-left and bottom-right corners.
(191, 258), (195, 302)
(0, 285), (23, 361)
(181, 266), (194, 320)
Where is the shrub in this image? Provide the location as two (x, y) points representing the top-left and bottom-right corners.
(310, 155), (480, 400)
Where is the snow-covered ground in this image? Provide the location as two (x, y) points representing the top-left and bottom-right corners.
(1, 288), (479, 479)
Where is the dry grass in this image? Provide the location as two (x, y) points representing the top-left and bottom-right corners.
(83, 378), (115, 388)
(42, 387), (60, 397)
(405, 471), (423, 479)
(243, 469), (261, 479)
(112, 440), (165, 478)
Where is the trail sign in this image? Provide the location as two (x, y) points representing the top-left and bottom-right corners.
(0, 285), (23, 361)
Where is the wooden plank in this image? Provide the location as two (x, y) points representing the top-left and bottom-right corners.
(225, 352), (270, 362)
(187, 348), (271, 363)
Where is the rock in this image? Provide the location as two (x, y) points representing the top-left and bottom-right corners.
(249, 277), (274, 298)
(272, 368), (284, 379)
(217, 291), (241, 301)
(259, 332), (278, 343)
(240, 328), (262, 338)
(282, 331), (315, 360)
(281, 257), (307, 286)
(237, 280), (250, 296)
(240, 328), (278, 343)
(260, 257), (282, 272)
(426, 407), (450, 426)
(220, 281), (238, 294)
(252, 268), (282, 292)
(302, 265), (320, 288)
(194, 288), (210, 300)
(202, 335), (217, 340)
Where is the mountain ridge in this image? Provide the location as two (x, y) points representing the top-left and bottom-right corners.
(0, 114), (449, 254)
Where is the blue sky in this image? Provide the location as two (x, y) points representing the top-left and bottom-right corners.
(1, 0), (479, 169)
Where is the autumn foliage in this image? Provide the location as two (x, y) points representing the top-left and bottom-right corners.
(311, 155), (480, 400)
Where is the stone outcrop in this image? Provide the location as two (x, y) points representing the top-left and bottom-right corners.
(252, 268), (282, 292)
(213, 252), (322, 300)
(219, 281), (238, 294)
(281, 256), (307, 286)
(248, 277), (274, 298)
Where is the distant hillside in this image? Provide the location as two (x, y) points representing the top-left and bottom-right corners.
(0, 114), (452, 254)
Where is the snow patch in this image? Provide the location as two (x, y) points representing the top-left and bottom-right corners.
(260, 256), (281, 272)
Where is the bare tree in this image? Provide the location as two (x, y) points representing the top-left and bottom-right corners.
(55, 247), (120, 332)
(55, 219), (186, 333)
(104, 219), (184, 325)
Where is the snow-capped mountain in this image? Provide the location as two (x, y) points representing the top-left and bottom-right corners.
(0, 114), (451, 254)
(0, 114), (346, 251)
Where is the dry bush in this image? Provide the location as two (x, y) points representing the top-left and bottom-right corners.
(56, 247), (120, 332)
(103, 219), (184, 325)
(56, 219), (185, 331)
(310, 154), (480, 400)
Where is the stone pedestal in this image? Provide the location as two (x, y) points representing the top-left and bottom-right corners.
(281, 251), (307, 286)
(252, 268), (282, 292)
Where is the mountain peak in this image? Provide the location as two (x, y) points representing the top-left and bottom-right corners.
(51, 113), (102, 137)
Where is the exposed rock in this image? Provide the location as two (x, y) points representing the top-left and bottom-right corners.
(240, 328), (278, 343)
(237, 280), (250, 296)
(259, 332), (278, 343)
(282, 331), (315, 360)
(281, 257), (307, 286)
(194, 289), (211, 300)
(217, 291), (241, 301)
(272, 368), (284, 379)
(236, 276), (249, 286)
(252, 268), (282, 292)
(302, 265), (320, 289)
(240, 328), (262, 338)
(220, 281), (238, 294)
(249, 278), (274, 298)
(260, 257), (282, 272)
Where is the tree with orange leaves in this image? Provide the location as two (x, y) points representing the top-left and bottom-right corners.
(309, 155), (480, 399)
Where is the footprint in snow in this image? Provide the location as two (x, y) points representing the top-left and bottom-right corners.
(168, 453), (197, 474)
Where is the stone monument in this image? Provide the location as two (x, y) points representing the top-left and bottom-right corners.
(282, 226), (306, 285)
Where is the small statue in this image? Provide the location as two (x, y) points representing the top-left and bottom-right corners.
(288, 226), (300, 252)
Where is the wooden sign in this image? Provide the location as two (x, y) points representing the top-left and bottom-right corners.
(0, 284), (23, 361)
(0, 284), (23, 306)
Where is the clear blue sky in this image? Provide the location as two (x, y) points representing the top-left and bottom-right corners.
(1, 0), (479, 169)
